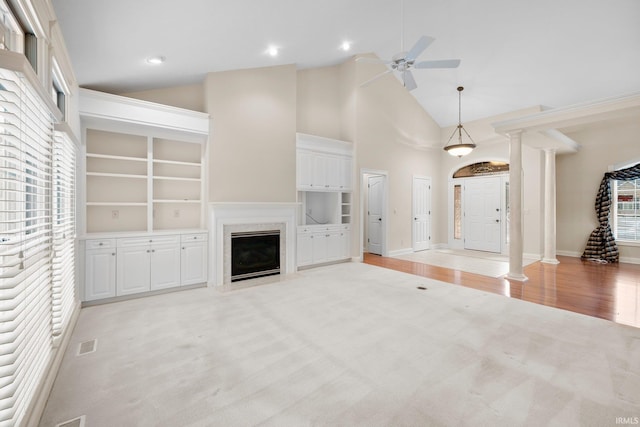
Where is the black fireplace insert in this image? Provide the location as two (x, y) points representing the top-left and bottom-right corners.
(231, 230), (280, 282)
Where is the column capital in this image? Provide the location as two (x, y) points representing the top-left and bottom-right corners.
(506, 129), (524, 138)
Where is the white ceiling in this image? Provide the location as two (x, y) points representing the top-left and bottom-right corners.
(51, 0), (640, 127)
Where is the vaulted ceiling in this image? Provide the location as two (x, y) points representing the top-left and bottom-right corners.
(52, 0), (640, 127)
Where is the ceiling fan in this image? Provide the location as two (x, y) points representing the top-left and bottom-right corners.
(357, 35), (461, 91)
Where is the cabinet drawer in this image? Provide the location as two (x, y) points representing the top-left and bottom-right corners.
(86, 239), (116, 250)
(117, 235), (180, 247)
(181, 233), (208, 243)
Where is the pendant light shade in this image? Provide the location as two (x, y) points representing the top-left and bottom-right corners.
(443, 86), (476, 157)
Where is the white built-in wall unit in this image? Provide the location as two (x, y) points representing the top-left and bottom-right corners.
(296, 133), (353, 267)
(79, 88), (210, 303)
(0, 1), (81, 426)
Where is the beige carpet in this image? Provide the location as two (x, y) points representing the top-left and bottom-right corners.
(396, 249), (539, 277)
(40, 262), (640, 426)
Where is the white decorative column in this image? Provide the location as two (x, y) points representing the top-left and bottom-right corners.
(542, 148), (560, 264)
(507, 131), (527, 281)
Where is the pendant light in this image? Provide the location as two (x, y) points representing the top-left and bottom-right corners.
(443, 86), (476, 157)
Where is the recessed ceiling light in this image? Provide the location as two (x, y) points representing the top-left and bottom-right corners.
(146, 55), (165, 65)
(266, 46), (279, 57)
(341, 41), (352, 51)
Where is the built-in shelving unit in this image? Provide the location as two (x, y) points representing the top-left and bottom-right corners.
(295, 133), (353, 268)
(80, 88), (209, 235)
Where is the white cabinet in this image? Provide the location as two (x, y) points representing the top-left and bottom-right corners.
(298, 151), (352, 191)
(84, 231), (207, 302)
(296, 231), (313, 267)
(297, 225), (350, 267)
(181, 233), (208, 285)
(116, 245), (151, 295)
(117, 235), (181, 294)
(150, 243), (182, 290)
(85, 239), (117, 301)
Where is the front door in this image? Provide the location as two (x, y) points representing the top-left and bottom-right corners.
(413, 176), (431, 251)
(367, 175), (384, 255)
(464, 177), (501, 252)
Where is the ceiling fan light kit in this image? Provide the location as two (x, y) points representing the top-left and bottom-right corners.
(443, 86), (476, 157)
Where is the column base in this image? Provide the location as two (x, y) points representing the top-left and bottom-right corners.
(506, 272), (528, 282)
(541, 257), (560, 265)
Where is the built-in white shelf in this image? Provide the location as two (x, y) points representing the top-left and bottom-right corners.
(153, 176), (201, 182)
(153, 199), (201, 204)
(87, 172), (147, 179)
(86, 153), (147, 162)
(153, 159), (200, 167)
(87, 202), (148, 207)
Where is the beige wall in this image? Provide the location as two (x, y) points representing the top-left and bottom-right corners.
(204, 64), (297, 203)
(558, 117), (640, 261)
(121, 83), (205, 112)
(352, 57), (443, 254)
(297, 66), (342, 139)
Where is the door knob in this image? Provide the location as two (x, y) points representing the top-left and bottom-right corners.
(378, 218), (382, 221)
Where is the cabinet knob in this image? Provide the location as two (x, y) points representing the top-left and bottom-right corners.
(98, 242), (103, 246)
(149, 239), (153, 243)
(146, 250), (150, 253)
(152, 249), (155, 253)
(182, 247), (185, 250)
(112, 253), (115, 256)
(193, 236), (197, 240)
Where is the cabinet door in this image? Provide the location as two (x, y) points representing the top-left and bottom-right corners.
(311, 232), (329, 263)
(312, 154), (328, 189)
(85, 248), (116, 301)
(325, 155), (341, 190)
(326, 231), (343, 261)
(339, 156), (352, 191)
(181, 242), (207, 285)
(297, 150), (314, 189)
(340, 229), (350, 260)
(117, 245), (151, 296)
(150, 243), (181, 290)
(297, 233), (313, 267)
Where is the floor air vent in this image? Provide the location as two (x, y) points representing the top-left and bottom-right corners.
(77, 339), (97, 356)
(56, 415), (85, 427)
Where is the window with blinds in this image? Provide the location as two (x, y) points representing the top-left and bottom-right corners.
(52, 131), (75, 338)
(0, 68), (55, 426)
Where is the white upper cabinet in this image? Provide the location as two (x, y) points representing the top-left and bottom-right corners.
(296, 133), (353, 192)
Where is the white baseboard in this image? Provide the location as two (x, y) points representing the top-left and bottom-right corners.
(619, 256), (640, 265)
(556, 250), (581, 258)
(431, 243), (448, 250)
(388, 248), (413, 257)
(523, 253), (542, 261)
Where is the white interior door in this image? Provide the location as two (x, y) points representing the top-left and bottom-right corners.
(413, 177), (431, 251)
(464, 177), (502, 252)
(367, 175), (384, 255)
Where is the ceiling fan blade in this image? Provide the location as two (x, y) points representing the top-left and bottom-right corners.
(356, 57), (392, 65)
(360, 69), (393, 87)
(414, 59), (461, 69)
(405, 35), (435, 61)
(403, 70), (417, 91)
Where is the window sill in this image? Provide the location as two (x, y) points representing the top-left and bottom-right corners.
(615, 239), (640, 248)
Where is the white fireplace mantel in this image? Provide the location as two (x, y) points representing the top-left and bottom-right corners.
(209, 203), (300, 286)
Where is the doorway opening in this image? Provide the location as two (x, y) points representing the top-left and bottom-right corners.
(449, 161), (509, 254)
(360, 170), (388, 259)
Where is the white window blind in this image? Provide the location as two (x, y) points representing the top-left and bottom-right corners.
(0, 68), (54, 427)
(52, 131), (75, 338)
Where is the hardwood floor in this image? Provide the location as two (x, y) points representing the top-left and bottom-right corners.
(364, 253), (640, 328)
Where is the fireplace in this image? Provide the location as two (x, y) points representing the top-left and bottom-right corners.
(210, 203), (298, 286)
(231, 230), (280, 282)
